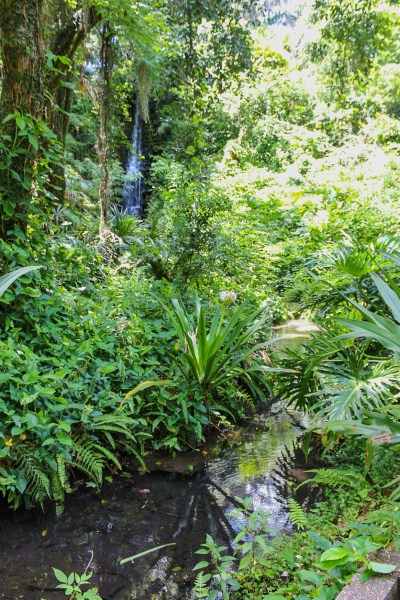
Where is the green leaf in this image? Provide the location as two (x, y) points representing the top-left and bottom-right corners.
(369, 562), (397, 574)
(2, 113), (15, 124)
(239, 554), (252, 569)
(122, 380), (173, 402)
(370, 274), (400, 324)
(0, 266), (42, 297)
(193, 561), (209, 570)
(359, 568), (375, 583)
(240, 541), (252, 555)
(317, 546), (352, 569)
(320, 547), (350, 562)
(56, 430), (73, 446)
(52, 568), (68, 583)
(119, 543), (176, 565)
(15, 116), (26, 130)
(233, 530), (246, 544)
(28, 134), (39, 150)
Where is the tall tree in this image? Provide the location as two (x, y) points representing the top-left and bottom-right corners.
(45, 3), (101, 201)
(0, 0), (46, 239)
(97, 23), (113, 237)
(0, 0), (101, 239)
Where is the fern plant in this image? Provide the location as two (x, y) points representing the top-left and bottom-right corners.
(193, 571), (212, 599)
(15, 447), (51, 507)
(288, 498), (308, 531)
(302, 468), (367, 490)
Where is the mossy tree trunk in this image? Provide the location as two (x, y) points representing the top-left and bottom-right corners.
(0, 0), (45, 240)
(46, 5), (101, 203)
(98, 23), (113, 238)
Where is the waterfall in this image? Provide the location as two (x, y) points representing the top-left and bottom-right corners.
(123, 103), (144, 216)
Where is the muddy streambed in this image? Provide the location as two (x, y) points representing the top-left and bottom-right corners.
(0, 402), (317, 600)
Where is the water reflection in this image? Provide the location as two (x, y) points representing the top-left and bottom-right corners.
(0, 406), (316, 600)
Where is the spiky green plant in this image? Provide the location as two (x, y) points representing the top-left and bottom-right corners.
(160, 295), (287, 395)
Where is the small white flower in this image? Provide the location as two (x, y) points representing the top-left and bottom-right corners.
(220, 291), (237, 305)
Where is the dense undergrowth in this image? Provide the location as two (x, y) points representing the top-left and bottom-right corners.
(1, 1), (400, 598)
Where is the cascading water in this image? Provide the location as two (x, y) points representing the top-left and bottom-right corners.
(123, 103), (144, 216)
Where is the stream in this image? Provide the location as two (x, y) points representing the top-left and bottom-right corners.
(0, 407), (316, 600)
(0, 322), (317, 600)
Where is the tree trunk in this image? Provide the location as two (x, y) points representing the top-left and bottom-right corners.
(46, 6), (101, 203)
(0, 0), (45, 241)
(97, 24), (113, 238)
(0, 0), (44, 119)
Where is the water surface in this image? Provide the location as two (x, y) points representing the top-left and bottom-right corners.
(0, 405), (314, 600)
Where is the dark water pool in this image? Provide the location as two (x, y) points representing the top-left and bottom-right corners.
(0, 405), (315, 600)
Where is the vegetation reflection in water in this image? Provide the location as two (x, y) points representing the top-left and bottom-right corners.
(0, 408), (311, 600)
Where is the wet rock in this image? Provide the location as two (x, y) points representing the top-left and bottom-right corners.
(290, 468), (314, 484)
(126, 450), (207, 475)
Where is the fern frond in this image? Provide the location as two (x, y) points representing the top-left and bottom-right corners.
(50, 470), (65, 512)
(303, 468), (366, 490)
(16, 449), (51, 507)
(57, 454), (72, 493)
(92, 443), (122, 470)
(69, 436), (106, 487)
(90, 414), (136, 440)
(193, 571), (212, 599)
(235, 385), (255, 413)
(288, 498), (307, 531)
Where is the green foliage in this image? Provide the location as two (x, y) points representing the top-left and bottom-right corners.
(287, 498), (308, 531)
(192, 447), (400, 599)
(193, 571), (213, 599)
(43, 566), (102, 600)
(336, 272), (400, 353)
(0, 265), (42, 296)
(308, 0), (394, 98)
(0, 112), (62, 240)
(191, 484), (400, 599)
(162, 295), (284, 393)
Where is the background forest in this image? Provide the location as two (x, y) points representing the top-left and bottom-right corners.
(1, 0), (400, 598)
